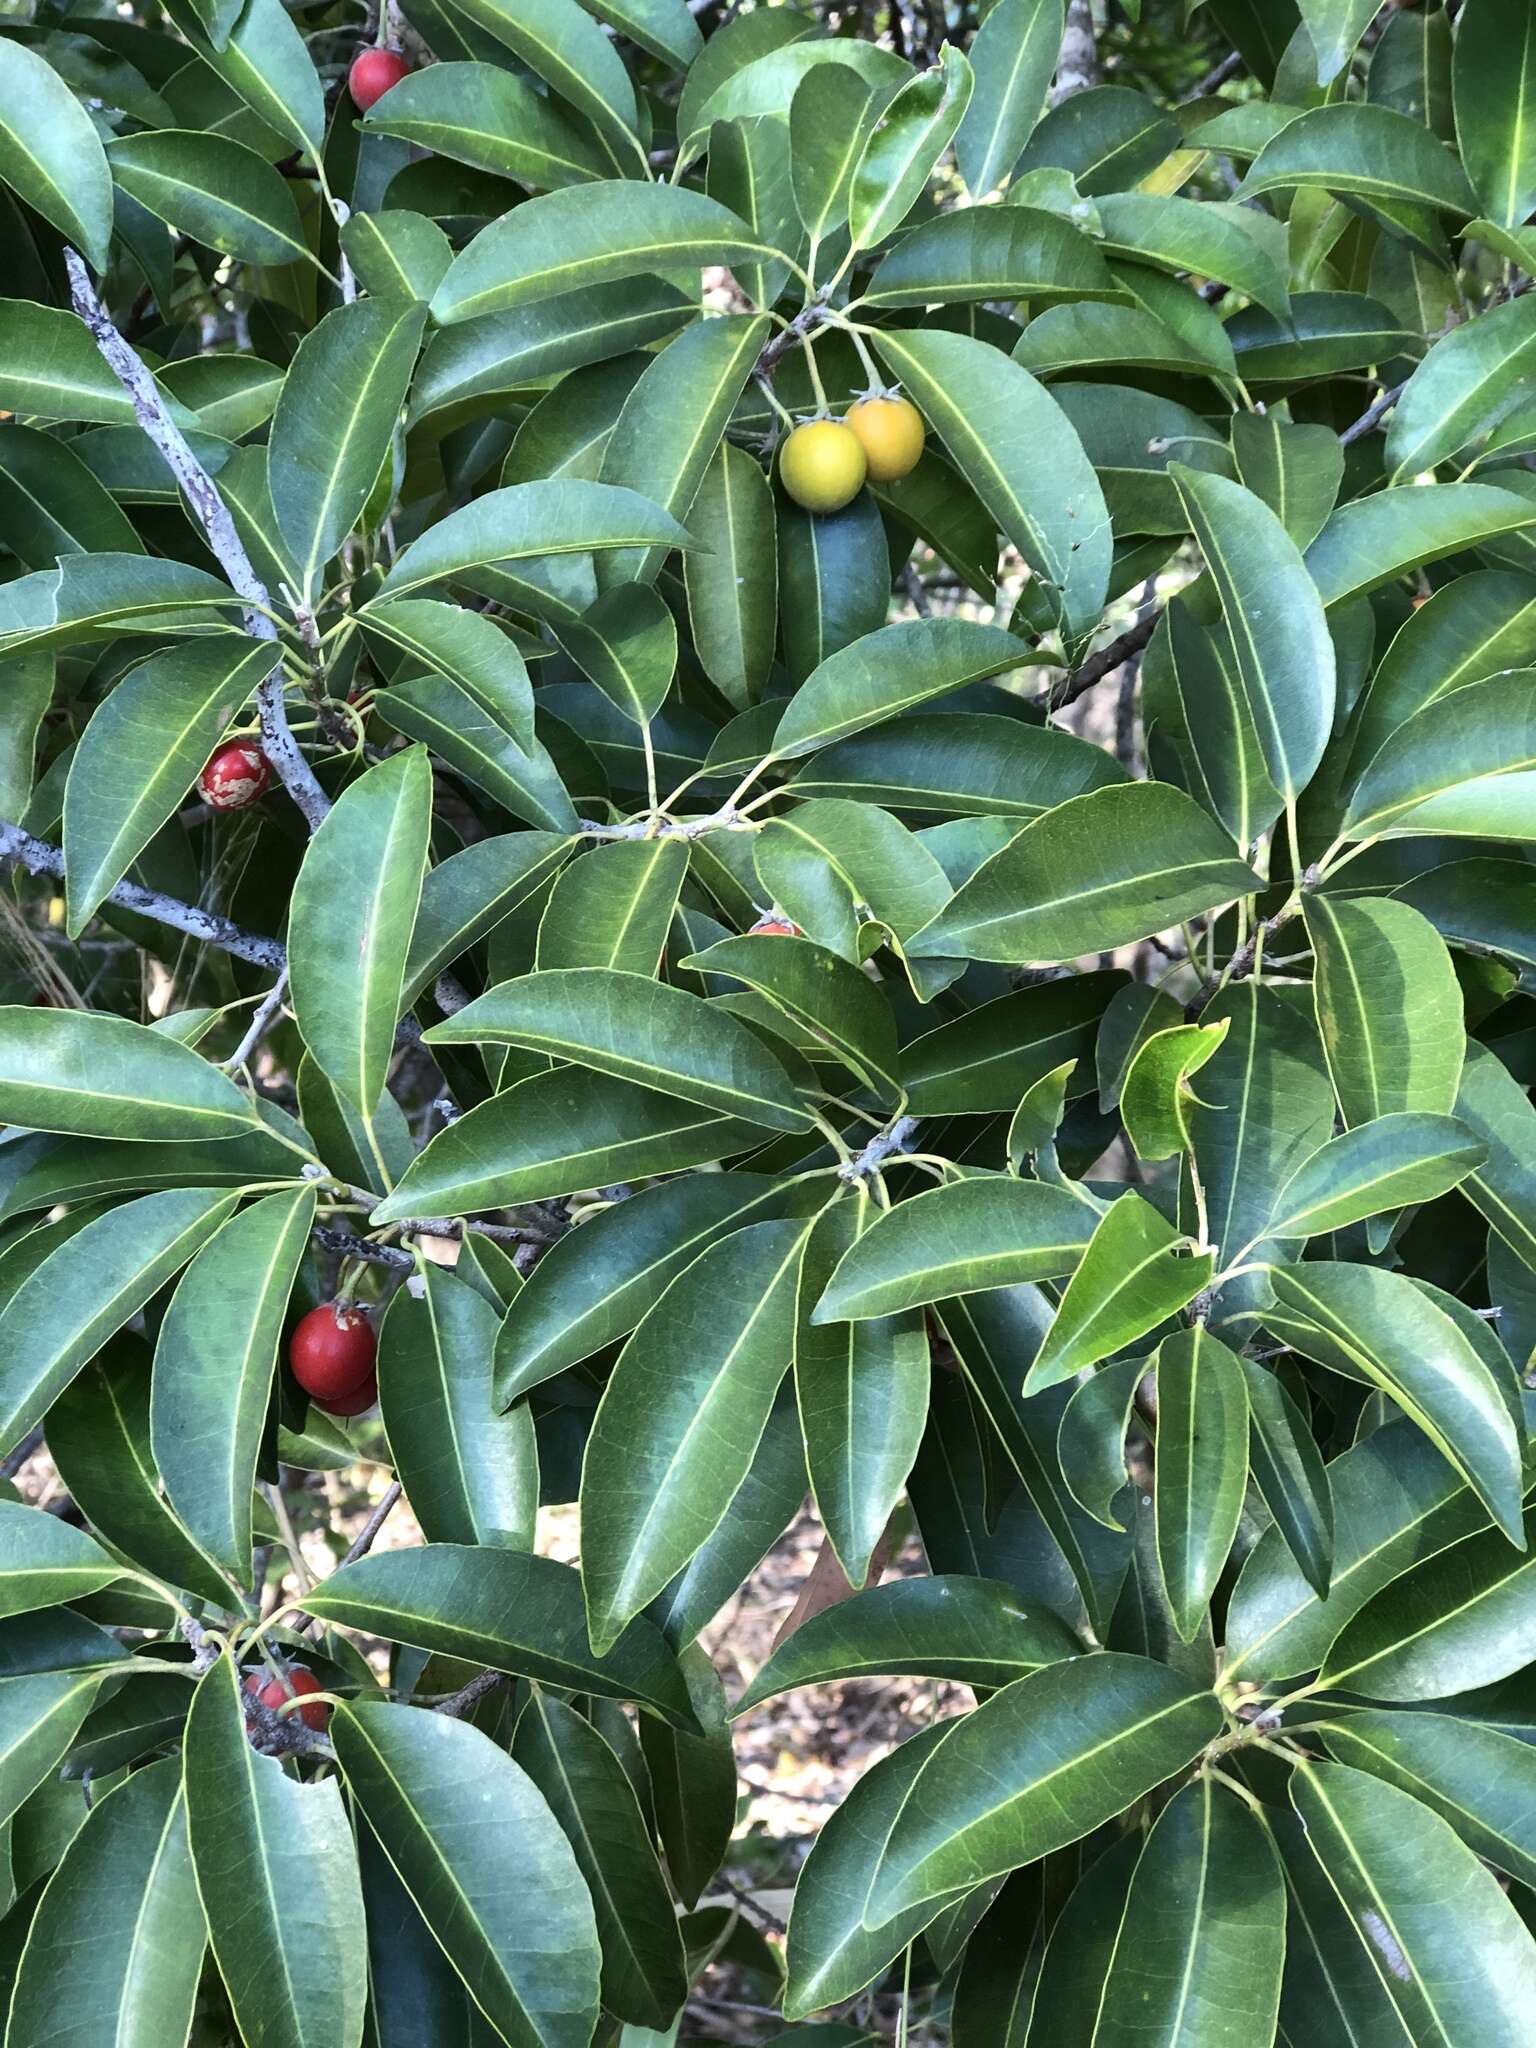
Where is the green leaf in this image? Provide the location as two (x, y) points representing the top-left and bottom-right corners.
(683, 38), (909, 159)
(1169, 465), (1335, 803)
(432, 0), (641, 168)
(0, 39), (113, 270)
(403, 831), (570, 1005)
(1098, 193), (1290, 322)
(734, 1576), (1079, 1715)
(375, 479), (696, 599)
(431, 186), (772, 325)
(494, 1174), (785, 1403)
(555, 585), (676, 729)
(370, 1068), (764, 1223)
(378, 1267), (537, 1549)
(635, 1642), (737, 1909)
(1265, 1111), (1487, 1238)
(1303, 895), (1465, 1126)
(0, 1187), (239, 1456)
(866, 1654), (1223, 1920)
(361, 60), (610, 190)
(1238, 101), (1477, 214)
(0, 1670), (113, 1827)
(424, 968), (812, 1134)
(372, 674), (578, 835)
(1267, 1261), (1525, 1546)
(147, 1186), (315, 1584)
(0, 1501), (117, 1620)
(1454, 0), (1536, 230)
(904, 972), (1122, 1115)
(682, 934), (901, 1103)
(269, 300), (424, 601)
(580, 1217), (809, 1653)
(333, 1699), (602, 2047)
(290, 748), (433, 1124)
(1342, 672), (1536, 840)
(910, 783), (1260, 964)
(0, 1006), (257, 1140)
(1120, 1018), (1229, 1163)
(954, 0), (1062, 197)
(683, 441), (776, 712)
(1093, 1777), (1284, 2047)
(62, 635), (275, 934)
(872, 328), (1111, 648)
(777, 493), (891, 689)
(1153, 1327), (1249, 1642)
(1294, 0), (1378, 83)
(1452, 1041), (1536, 1273)
(790, 61), (886, 252)
(812, 1179), (1095, 1323)
(7, 1759), (204, 2048)
(536, 838), (685, 975)
(1239, 1356), (1334, 1601)
(341, 210), (453, 306)
(848, 44), (973, 253)
(1230, 411), (1343, 553)
(107, 129), (308, 266)
(184, 1655), (367, 2048)
(162, 0), (325, 160)
(0, 417), (145, 560)
(1321, 1708), (1536, 1887)
(1305, 484), (1536, 608)
(1025, 1192), (1212, 1395)
(361, 598), (536, 754)
(770, 618), (1031, 760)
(1386, 293), (1536, 481)
(1058, 1353), (1141, 1529)
(302, 1544), (699, 1731)
(862, 204), (1122, 309)
(510, 1690), (687, 2029)
(1290, 1763), (1536, 2043)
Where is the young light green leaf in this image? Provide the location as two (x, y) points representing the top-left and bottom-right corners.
(849, 44), (973, 253)
(1024, 1193), (1213, 1396)
(1120, 1018), (1229, 1163)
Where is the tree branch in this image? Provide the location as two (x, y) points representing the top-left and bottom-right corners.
(63, 249), (332, 833)
(1051, 0), (1098, 105)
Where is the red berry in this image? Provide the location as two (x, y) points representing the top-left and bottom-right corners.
(349, 47), (410, 110)
(199, 742), (270, 812)
(245, 1664), (328, 1732)
(317, 1372), (377, 1417)
(749, 915), (801, 937)
(289, 1304), (376, 1401)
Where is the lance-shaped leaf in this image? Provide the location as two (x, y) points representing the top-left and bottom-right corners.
(910, 783), (1260, 963)
(536, 837), (685, 974)
(1295, 0), (1381, 83)
(1452, 1041), (1536, 1273)
(378, 1267), (537, 1550)
(790, 60), (887, 255)
(1153, 1328), (1249, 1643)
(864, 203), (1121, 309)
(433, 0), (641, 164)
(424, 967), (811, 1133)
(1169, 464), (1335, 802)
(431, 184), (774, 325)
(1094, 1776), (1285, 2047)
(904, 971), (1123, 1115)
(954, 0), (1061, 196)
(1342, 671), (1536, 841)
(106, 129), (308, 267)
(0, 1501), (118, 1620)
(494, 1173), (785, 1404)
(360, 60), (611, 190)
(682, 933), (901, 1103)
(1267, 1262), (1524, 1546)
(1120, 1018), (1229, 1163)
(0, 39), (113, 270)
(554, 584), (676, 728)
(403, 831), (569, 1004)
(1266, 1111), (1487, 1239)
(0, 1187), (238, 1456)
(0, 1007), (257, 1141)
(268, 300), (424, 601)
(1230, 411), (1342, 552)
(510, 1690), (687, 2029)
(1224, 1416), (1488, 1690)
(849, 44), (973, 252)
(1320, 1709), (1536, 1887)
(149, 1187), (315, 1584)
(0, 551), (232, 655)
(867, 1654), (1223, 1921)
(1455, 0), (1536, 230)
(770, 617), (1031, 760)
(683, 440), (776, 711)
(873, 327), (1111, 647)
(1290, 1764), (1536, 2044)
(333, 1700), (601, 2048)
(1387, 292), (1536, 481)
(302, 1544), (698, 1732)
(289, 748), (432, 1123)
(185, 1656), (367, 2048)
(1239, 1356), (1334, 1601)
(794, 1200), (928, 1586)
(62, 636), (276, 935)
(361, 598), (536, 754)
(1305, 484), (1536, 608)
(1303, 895), (1465, 1127)
(1320, 1510), (1536, 1699)
(1237, 101), (1478, 214)
(370, 1069), (763, 1224)
(813, 1179), (1095, 1323)
(595, 313), (769, 588)
(1058, 1354), (1141, 1530)
(1024, 1193), (1213, 1396)
(7, 1758), (204, 2048)
(372, 675), (577, 835)
(581, 1217), (809, 1653)
(376, 479), (696, 599)
(1098, 193), (1290, 323)
(735, 1575), (1079, 1715)
(0, 1669), (115, 1826)
(635, 1641), (736, 1910)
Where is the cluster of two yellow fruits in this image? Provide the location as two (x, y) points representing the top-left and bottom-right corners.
(778, 393), (926, 513)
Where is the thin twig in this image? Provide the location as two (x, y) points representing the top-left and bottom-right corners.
(223, 968), (290, 1071)
(435, 1669), (508, 1717)
(1339, 378), (1407, 447)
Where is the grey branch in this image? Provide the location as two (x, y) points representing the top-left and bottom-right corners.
(435, 1669), (508, 1717)
(63, 249), (332, 833)
(0, 821), (287, 970)
(1051, 0), (1098, 105)
(839, 1114), (918, 1183)
(223, 968), (290, 1070)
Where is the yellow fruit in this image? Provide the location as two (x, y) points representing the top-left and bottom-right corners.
(846, 394), (925, 482)
(779, 419), (867, 513)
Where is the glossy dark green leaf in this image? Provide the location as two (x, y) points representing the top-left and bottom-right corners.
(772, 618), (1032, 761)
(1387, 292), (1536, 481)
(376, 479), (695, 600)
(1266, 1111), (1486, 1238)
(954, 0), (1062, 197)
(683, 440), (776, 712)
(1303, 895), (1464, 1128)
(302, 1545), (699, 1732)
(1452, 1041), (1536, 1273)
(0, 1671), (111, 1826)
(1025, 1193), (1212, 1396)
(0, 1008), (257, 1141)
(1015, 82), (1179, 195)
(0, 40), (113, 269)
(1454, 0), (1536, 230)
(1321, 1708), (1536, 1886)
(1153, 1328), (1249, 1642)
(904, 973), (1122, 1118)
(362, 60), (609, 189)
(362, 597), (536, 754)
(1239, 1356), (1334, 1601)
(0, 1503), (118, 1621)
(403, 831), (570, 1006)
(1238, 101), (1477, 215)
(373, 674), (577, 834)
(1305, 485), (1536, 609)
(1342, 671), (1536, 841)
(536, 839), (684, 975)
(635, 1643), (736, 1910)
(107, 128), (307, 266)
(682, 934), (900, 1103)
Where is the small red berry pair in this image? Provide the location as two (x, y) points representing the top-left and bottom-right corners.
(289, 1303), (377, 1414)
(245, 1662), (328, 1732)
